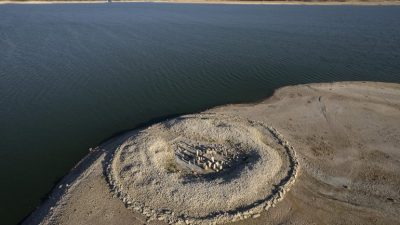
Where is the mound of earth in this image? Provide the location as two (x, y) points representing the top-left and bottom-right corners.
(107, 114), (298, 224)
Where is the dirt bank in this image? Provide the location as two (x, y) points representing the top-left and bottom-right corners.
(23, 82), (400, 225)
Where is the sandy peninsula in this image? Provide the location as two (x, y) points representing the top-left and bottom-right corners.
(23, 82), (400, 225)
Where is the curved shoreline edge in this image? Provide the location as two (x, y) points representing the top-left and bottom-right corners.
(22, 81), (400, 225)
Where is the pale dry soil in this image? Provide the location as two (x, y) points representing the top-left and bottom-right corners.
(23, 82), (400, 225)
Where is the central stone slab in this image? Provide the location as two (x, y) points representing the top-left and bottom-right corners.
(169, 137), (250, 178)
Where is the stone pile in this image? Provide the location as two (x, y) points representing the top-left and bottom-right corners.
(174, 142), (233, 174)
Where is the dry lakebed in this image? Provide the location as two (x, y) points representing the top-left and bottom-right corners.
(23, 82), (400, 225)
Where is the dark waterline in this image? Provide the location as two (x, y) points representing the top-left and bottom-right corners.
(1, 3), (400, 224)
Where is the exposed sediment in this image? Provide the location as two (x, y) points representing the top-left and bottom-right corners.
(22, 82), (400, 225)
(106, 113), (299, 224)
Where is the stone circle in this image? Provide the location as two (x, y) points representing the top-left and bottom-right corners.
(106, 113), (298, 224)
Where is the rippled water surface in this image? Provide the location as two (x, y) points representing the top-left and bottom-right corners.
(1, 3), (400, 224)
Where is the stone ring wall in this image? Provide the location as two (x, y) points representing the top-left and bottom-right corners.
(106, 113), (299, 224)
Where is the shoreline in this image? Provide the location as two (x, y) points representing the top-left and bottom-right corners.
(22, 81), (400, 225)
(2, 0), (400, 5)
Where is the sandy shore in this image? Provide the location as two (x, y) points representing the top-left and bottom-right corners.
(1, 0), (400, 5)
(23, 82), (400, 225)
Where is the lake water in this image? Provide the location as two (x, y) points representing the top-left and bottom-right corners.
(0, 3), (400, 224)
